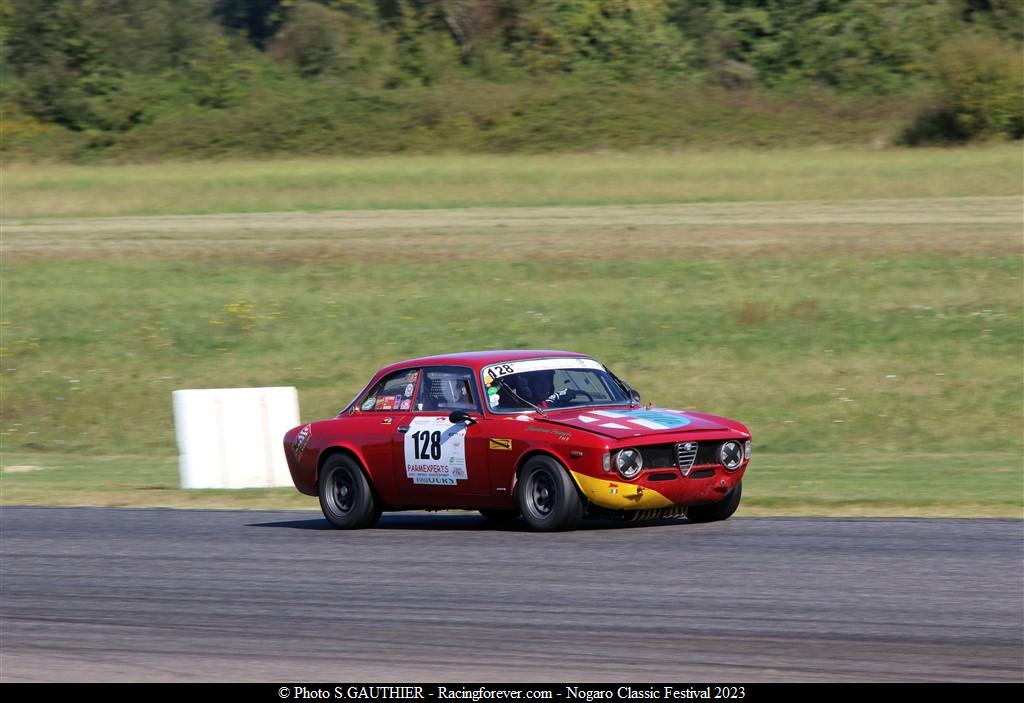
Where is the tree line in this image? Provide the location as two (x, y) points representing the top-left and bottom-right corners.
(2, 0), (1021, 159)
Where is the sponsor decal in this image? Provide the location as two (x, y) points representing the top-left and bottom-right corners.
(361, 397), (376, 411)
(488, 394), (500, 408)
(394, 394), (403, 407)
(487, 386), (499, 396)
(413, 476), (457, 485)
(525, 425), (572, 440)
(374, 397), (386, 410)
(482, 357), (603, 382)
(381, 417), (393, 425)
(489, 438), (512, 451)
(400, 399), (412, 411)
(382, 396), (394, 410)
(483, 375), (494, 385)
(404, 383), (415, 398)
(403, 416), (468, 485)
(292, 424), (312, 460)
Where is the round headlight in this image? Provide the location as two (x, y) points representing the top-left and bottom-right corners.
(615, 448), (643, 479)
(719, 440), (744, 471)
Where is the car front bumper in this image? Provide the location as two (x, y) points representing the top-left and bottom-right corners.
(570, 461), (746, 512)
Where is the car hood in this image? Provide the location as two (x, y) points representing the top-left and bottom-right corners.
(531, 407), (736, 439)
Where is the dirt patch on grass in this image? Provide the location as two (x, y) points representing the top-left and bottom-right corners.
(4, 197), (1021, 262)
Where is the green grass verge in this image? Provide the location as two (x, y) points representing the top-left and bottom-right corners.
(2, 149), (1021, 516)
(1, 451), (1019, 517)
(4, 146), (1021, 218)
(4, 249), (1021, 457)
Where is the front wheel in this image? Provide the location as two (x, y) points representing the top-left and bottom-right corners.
(318, 454), (381, 529)
(515, 456), (584, 531)
(687, 481), (742, 523)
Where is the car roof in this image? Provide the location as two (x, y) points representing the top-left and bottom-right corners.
(377, 350), (591, 375)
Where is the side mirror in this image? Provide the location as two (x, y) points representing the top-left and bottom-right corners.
(629, 389), (642, 404)
(449, 410), (477, 425)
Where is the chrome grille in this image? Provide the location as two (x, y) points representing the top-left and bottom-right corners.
(676, 441), (698, 477)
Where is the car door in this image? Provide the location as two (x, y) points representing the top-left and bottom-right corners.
(344, 367), (424, 502)
(391, 365), (492, 506)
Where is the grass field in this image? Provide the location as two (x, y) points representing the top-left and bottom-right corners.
(4, 146), (1021, 218)
(2, 149), (1022, 516)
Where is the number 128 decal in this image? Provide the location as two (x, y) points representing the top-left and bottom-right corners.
(403, 416), (468, 485)
(411, 430), (442, 460)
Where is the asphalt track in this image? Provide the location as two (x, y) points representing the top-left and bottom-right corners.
(1, 507), (1021, 682)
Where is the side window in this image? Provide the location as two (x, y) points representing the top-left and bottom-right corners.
(357, 369), (420, 412)
(417, 366), (480, 413)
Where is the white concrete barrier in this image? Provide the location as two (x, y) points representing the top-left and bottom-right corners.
(173, 387), (300, 489)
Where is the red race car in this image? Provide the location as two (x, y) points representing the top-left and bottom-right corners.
(283, 350), (750, 531)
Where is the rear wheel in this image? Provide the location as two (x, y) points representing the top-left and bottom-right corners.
(515, 456), (584, 531)
(687, 481), (742, 523)
(318, 454), (381, 529)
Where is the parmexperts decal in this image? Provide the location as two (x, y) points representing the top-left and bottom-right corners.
(403, 416), (468, 486)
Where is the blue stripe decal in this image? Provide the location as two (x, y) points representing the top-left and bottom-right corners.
(621, 409), (692, 429)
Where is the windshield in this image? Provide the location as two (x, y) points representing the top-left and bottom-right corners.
(481, 358), (631, 413)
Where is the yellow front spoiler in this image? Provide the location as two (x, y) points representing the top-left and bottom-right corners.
(570, 470), (674, 511)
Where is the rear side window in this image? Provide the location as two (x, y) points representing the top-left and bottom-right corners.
(416, 366), (480, 413)
(358, 369), (420, 412)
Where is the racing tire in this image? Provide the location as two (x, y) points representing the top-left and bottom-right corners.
(478, 508), (520, 524)
(687, 481), (742, 524)
(515, 456), (584, 532)
(318, 454), (381, 529)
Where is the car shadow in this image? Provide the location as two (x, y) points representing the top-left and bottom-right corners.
(247, 517), (336, 530)
(247, 512), (687, 532)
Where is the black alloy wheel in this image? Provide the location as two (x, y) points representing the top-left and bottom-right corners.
(318, 454), (381, 529)
(516, 455), (584, 531)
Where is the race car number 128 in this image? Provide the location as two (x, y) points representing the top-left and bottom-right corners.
(403, 416), (468, 485)
(411, 430), (441, 460)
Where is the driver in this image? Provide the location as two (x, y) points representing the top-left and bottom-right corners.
(497, 371), (574, 410)
(521, 370), (575, 408)
(525, 370), (555, 403)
